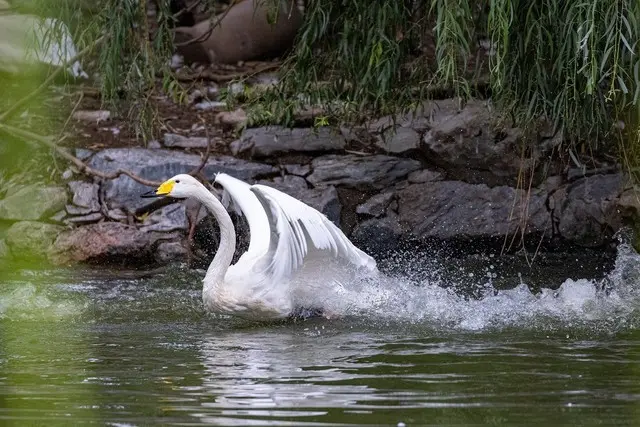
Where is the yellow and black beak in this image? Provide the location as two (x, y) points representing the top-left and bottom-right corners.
(141, 179), (175, 198)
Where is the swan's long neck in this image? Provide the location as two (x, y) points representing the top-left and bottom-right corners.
(193, 185), (236, 288)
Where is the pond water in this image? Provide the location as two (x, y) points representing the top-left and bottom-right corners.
(1, 243), (640, 426)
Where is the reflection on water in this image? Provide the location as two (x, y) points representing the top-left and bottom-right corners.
(1, 243), (640, 425)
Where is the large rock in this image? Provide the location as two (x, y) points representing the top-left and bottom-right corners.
(0, 186), (67, 221)
(307, 154), (421, 190)
(88, 148), (277, 212)
(556, 174), (623, 246)
(50, 222), (160, 264)
(421, 99), (534, 185)
(231, 126), (346, 158)
(258, 175), (342, 225)
(163, 133), (209, 148)
(397, 181), (551, 240)
(5, 221), (64, 259)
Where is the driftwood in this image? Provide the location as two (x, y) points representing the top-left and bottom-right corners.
(174, 0), (303, 65)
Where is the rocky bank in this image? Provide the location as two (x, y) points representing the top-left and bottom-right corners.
(1, 98), (637, 267)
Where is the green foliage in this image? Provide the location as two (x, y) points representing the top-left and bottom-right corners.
(487, 0), (639, 148)
(19, 0), (640, 153)
(255, 0), (639, 151)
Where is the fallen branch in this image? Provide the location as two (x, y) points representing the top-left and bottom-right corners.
(0, 122), (162, 186)
(175, 61), (281, 83)
(0, 121), (214, 189)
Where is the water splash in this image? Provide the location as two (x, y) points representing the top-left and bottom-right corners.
(324, 242), (640, 332)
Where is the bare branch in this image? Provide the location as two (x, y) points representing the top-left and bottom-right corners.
(175, 0), (238, 48)
(0, 123), (162, 187)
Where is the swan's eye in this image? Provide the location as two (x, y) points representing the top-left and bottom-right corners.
(175, 180), (181, 183)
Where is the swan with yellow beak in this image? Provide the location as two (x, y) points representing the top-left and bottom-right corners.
(142, 173), (377, 320)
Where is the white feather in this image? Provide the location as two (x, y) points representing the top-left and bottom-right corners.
(249, 183), (377, 286)
(214, 173), (269, 256)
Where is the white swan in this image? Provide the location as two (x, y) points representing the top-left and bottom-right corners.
(143, 173), (377, 321)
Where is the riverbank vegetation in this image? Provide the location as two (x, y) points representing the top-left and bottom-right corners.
(1, 0), (639, 170)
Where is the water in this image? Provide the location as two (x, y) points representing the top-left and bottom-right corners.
(2, 243), (640, 426)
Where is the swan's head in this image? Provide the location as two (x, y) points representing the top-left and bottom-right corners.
(142, 174), (203, 199)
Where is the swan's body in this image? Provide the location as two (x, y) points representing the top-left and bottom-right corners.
(148, 173), (377, 320)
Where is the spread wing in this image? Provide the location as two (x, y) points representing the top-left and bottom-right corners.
(249, 183), (377, 285)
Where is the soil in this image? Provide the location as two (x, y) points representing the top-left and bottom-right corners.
(62, 86), (236, 157)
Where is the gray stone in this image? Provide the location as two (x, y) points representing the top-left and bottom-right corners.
(170, 53), (184, 70)
(187, 89), (203, 104)
(163, 133), (209, 148)
(215, 108), (248, 129)
(66, 204), (93, 215)
(75, 148), (94, 161)
(231, 126), (346, 158)
(140, 203), (188, 233)
(50, 222), (154, 264)
(88, 148), (277, 212)
(5, 221), (64, 259)
(64, 212), (104, 225)
(421, 99), (534, 185)
(155, 241), (189, 264)
(0, 186), (67, 221)
(408, 169), (444, 183)
(397, 181), (551, 240)
(50, 210), (67, 223)
(68, 181), (100, 213)
(148, 140), (162, 149)
(195, 101), (226, 111)
(367, 98), (463, 132)
(356, 192), (395, 217)
(375, 127), (420, 154)
(61, 168), (73, 180)
(73, 110), (111, 123)
(557, 174), (623, 246)
(307, 154), (421, 190)
(284, 164), (312, 177)
(106, 208), (128, 221)
(258, 176), (342, 225)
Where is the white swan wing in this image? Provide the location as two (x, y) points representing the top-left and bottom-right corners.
(249, 184), (377, 285)
(214, 173), (270, 256)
